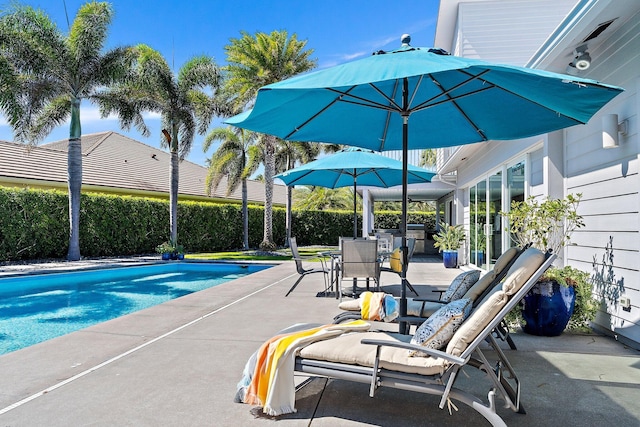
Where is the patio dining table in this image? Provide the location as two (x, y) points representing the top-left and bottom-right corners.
(318, 244), (392, 299)
(317, 250), (341, 298)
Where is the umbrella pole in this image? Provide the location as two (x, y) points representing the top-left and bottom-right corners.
(399, 78), (409, 335)
(353, 175), (358, 238)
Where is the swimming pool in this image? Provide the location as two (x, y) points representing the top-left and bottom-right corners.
(0, 262), (271, 355)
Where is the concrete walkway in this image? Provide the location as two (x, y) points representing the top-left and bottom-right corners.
(0, 255), (638, 426)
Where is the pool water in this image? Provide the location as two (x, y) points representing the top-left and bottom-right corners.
(0, 262), (270, 355)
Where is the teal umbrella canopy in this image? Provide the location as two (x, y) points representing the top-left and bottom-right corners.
(275, 147), (435, 238)
(226, 46), (623, 150)
(226, 42), (623, 332)
(275, 147), (435, 188)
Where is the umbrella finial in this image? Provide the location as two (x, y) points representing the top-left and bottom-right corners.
(401, 34), (411, 46)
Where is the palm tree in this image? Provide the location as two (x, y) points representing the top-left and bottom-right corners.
(99, 44), (222, 246)
(224, 30), (316, 251)
(275, 140), (321, 246)
(0, 2), (133, 261)
(293, 187), (357, 211)
(203, 126), (259, 250)
(420, 149), (437, 168)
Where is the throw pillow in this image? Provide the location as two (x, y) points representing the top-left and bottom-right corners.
(440, 270), (481, 302)
(409, 298), (473, 357)
(389, 248), (402, 273)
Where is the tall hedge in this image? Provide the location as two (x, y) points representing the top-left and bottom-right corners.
(0, 188), (434, 262)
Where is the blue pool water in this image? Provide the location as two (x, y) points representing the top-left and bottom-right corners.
(0, 262), (270, 355)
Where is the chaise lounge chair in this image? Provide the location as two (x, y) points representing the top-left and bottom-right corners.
(333, 245), (525, 330)
(292, 247), (554, 426)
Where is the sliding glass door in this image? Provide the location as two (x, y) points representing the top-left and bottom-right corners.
(470, 160), (525, 269)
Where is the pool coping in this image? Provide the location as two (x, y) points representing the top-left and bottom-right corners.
(0, 257), (285, 279)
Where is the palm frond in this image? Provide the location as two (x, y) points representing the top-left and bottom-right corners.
(68, 2), (113, 68)
(29, 95), (71, 142)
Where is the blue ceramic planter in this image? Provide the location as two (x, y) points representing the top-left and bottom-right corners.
(522, 280), (576, 336)
(161, 252), (172, 261)
(471, 250), (484, 266)
(442, 250), (458, 268)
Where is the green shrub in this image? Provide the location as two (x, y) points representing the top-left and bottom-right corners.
(375, 211), (436, 231)
(0, 187), (435, 262)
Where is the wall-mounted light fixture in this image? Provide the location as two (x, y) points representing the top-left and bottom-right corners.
(569, 45), (591, 71)
(602, 113), (628, 149)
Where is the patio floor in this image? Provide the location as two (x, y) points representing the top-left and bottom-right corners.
(0, 254), (639, 426)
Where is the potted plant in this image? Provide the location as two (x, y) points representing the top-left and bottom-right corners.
(503, 194), (598, 336)
(469, 223), (486, 266)
(433, 221), (465, 268)
(174, 242), (185, 260)
(156, 241), (175, 260)
(156, 239), (185, 260)
(522, 266), (599, 335)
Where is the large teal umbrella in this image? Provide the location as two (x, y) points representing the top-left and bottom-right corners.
(275, 147), (435, 238)
(226, 40), (623, 332)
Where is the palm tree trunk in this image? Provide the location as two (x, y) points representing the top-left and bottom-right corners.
(67, 98), (82, 261)
(242, 179), (249, 250)
(169, 126), (179, 244)
(261, 134), (276, 251)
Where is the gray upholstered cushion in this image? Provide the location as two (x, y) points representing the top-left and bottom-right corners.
(447, 247), (546, 357)
(441, 270), (481, 302)
(500, 248), (546, 296)
(446, 287), (507, 357)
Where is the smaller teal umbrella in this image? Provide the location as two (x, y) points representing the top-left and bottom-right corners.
(275, 147), (435, 238)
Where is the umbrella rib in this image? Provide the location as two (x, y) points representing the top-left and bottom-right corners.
(380, 80), (400, 151)
(429, 73), (489, 140)
(406, 75), (424, 111)
(460, 69), (586, 123)
(367, 82), (403, 111)
(412, 69), (493, 112)
(328, 86), (402, 113)
(414, 69), (585, 125)
(284, 86), (358, 139)
(282, 169), (318, 186)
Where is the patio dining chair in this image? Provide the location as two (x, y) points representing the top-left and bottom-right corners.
(285, 237), (329, 297)
(338, 238), (380, 300)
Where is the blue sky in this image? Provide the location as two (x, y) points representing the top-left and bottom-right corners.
(0, 0), (439, 166)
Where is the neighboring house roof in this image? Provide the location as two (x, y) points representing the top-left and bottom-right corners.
(0, 131), (287, 206)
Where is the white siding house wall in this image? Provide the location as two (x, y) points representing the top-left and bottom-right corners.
(454, 137), (542, 189)
(529, 147), (545, 193)
(563, 14), (640, 345)
(455, 0), (577, 65)
(440, 0), (640, 347)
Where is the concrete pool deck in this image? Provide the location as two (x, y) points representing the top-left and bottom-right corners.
(0, 255), (639, 426)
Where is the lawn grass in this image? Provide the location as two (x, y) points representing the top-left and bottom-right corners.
(187, 251), (290, 261)
(187, 246), (335, 262)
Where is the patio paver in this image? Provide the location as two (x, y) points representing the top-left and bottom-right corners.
(0, 255), (638, 426)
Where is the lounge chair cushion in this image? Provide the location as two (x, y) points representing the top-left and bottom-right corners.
(406, 299), (443, 317)
(447, 248), (546, 357)
(462, 271), (497, 302)
(461, 247), (519, 302)
(500, 248), (546, 296)
(409, 298), (473, 356)
(440, 270), (481, 302)
(447, 286), (508, 357)
(298, 331), (448, 376)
